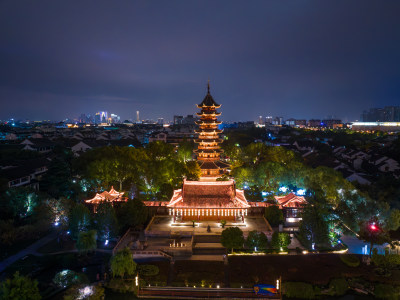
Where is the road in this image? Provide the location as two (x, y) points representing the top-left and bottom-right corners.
(0, 230), (58, 273)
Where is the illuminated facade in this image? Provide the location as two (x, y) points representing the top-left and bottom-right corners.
(167, 179), (250, 221)
(194, 83), (229, 177)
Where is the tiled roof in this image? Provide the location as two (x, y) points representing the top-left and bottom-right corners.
(167, 180), (250, 208)
(85, 187), (127, 204)
(274, 193), (307, 208)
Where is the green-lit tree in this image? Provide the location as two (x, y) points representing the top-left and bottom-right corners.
(177, 140), (194, 162)
(264, 205), (284, 227)
(76, 230), (97, 255)
(221, 227), (244, 253)
(0, 271), (41, 300)
(185, 161), (201, 181)
(270, 232), (291, 251)
(246, 230), (268, 250)
(68, 204), (91, 240)
(0, 187), (39, 220)
(94, 202), (118, 241)
(110, 247), (137, 278)
(385, 208), (400, 231)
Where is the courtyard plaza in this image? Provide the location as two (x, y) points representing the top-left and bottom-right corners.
(145, 215), (271, 236)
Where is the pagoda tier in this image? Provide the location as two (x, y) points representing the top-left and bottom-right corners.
(194, 83), (230, 177)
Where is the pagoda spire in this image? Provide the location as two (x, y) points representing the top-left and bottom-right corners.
(194, 83), (230, 177)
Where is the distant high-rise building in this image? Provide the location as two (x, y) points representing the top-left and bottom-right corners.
(110, 114), (120, 123)
(174, 115), (184, 125)
(157, 118), (164, 125)
(182, 115), (197, 125)
(361, 106), (400, 122)
(265, 116), (273, 125)
(94, 111), (108, 124)
(136, 111), (140, 123)
(258, 116), (264, 125)
(272, 117), (283, 125)
(94, 112), (101, 124)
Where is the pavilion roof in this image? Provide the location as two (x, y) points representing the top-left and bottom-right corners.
(274, 193), (307, 208)
(167, 180), (250, 209)
(85, 186), (127, 204)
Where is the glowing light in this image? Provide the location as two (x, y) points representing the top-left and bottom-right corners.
(78, 286), (94, 299)
(135, 275), (139, 286)
(296, 189), (306, 196)
(217, 285), (220, 289)
(261, 191), (268, 197)
(311, 243), (315, 250)
(279, 186), (288, 193)
(105, 240), (109, 246)
(370, 223), (378, 231)
(254, 247), (257, 252)
(276, 279), (280, 290)
(54, 222), (59, 227)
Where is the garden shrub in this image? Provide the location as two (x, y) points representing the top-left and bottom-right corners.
(340, 254), (360, 267)
(372, 249), (400, 269)
(270, 232), (291, 251)
(329, 278), (348, 296)
(138, 264), (159, 276)
(284, 282), (315, 299)
(374, 283), (399, 299)
(107, 278), (135, 293)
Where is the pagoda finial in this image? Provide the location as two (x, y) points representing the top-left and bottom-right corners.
(207, 79), (210, 93)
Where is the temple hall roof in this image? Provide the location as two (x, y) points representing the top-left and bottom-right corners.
(167, 180), (250, 209)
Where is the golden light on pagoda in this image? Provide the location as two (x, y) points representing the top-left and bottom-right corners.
(194, 82), (229, 177)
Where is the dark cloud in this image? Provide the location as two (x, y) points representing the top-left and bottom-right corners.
(0, 0), (399, 121)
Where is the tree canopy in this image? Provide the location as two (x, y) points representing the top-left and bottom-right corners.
(0, 272), (41, 300)
(94, 202), (118, 241)
(68, 204), (91, 240)
(110, 247), (137, 278)
(221, 227), (244, 253)
(76, 230), (97, 254)
(246, 230), (268, 250)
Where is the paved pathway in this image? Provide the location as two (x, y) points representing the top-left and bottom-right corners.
(341, 234), (388, 255)
(0, 231), (58, 273)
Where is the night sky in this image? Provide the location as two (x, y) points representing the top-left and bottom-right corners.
(1, 1), (399, 122)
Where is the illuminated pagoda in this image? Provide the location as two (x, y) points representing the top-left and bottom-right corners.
(194, 82), (230, 177)
(165, 83), (250, 221)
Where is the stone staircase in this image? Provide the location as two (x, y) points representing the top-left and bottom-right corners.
(193, 235), (226, 255)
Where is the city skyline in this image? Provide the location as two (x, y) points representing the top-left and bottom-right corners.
(1, 1), (399, 121)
